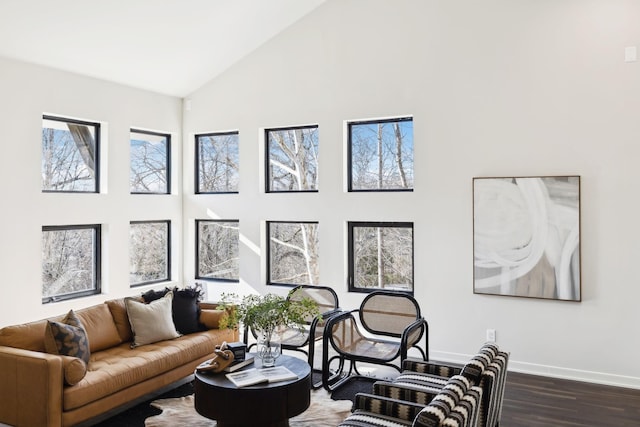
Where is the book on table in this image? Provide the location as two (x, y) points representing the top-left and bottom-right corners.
(225, 366), (298, 387)
(223, 356), (255, 373)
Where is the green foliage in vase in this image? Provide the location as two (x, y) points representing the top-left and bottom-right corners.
(217, 291), (320, 338)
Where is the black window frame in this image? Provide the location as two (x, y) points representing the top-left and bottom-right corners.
(347, 221), (414, 295)
(129, 128), (171, 195)
(42, 224), (102, 304)
(42, 115), (101, 194)
(266, 220), (320, 287)
(195, 131), (240, 194)
(347, 116), (414, 193)
(195, 219), (240, 283)
(129, 220), (171, 287)
(265, 124), (319, 193)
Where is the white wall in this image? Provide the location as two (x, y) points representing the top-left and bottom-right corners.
(182, 0), (640, 388)
(1, 0), (637, 391)
(0, 57), (183, 325)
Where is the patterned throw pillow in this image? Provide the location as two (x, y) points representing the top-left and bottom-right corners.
(44, 310), (91, 364)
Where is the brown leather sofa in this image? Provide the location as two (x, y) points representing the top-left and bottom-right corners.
(0, 299), (237, 427)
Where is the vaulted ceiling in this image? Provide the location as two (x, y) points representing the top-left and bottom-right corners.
(0, 0), (326, 97)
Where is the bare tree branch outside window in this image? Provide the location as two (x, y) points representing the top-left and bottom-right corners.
(349, 118), (413, 191)
(266, 126), (318, 192)
(196, 220), (239, 281)
(349, 222), (413, 293)
(268, 221), (319, 286)
(130, 130), (170, 194)
(42, 225), (100, 303)
(42, 116), (99, 192)
(130, 221), (170, 286)
(196, 132), (239, 193)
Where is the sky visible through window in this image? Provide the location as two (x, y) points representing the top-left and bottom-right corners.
(196, 132), (239, 193)
(42, 117), (98, 192)
(350, 118), (413, 191)
(267, 126), (318, 192)
(130, 130), (169, 194)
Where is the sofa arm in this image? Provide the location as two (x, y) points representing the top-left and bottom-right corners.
(199, 308), (226, 329)
(0, 346), (63, 427)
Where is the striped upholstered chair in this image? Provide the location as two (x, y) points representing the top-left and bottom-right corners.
(338, 374), (482, 427)
(374, 343), (509, 427)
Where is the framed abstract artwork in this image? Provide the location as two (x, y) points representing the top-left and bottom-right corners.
(473, 176), (581, 301)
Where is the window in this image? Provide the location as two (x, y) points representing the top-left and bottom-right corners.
(129, 220), (171, 286)
(42, 225), (101, 303)
(266, 125), (318, 192)
(195, 132), (239, 193)
(267, 221), (319, 286)
(130, 129), (170, 194)
(42, 115), (100, 193)
(348, 117), (413, 191)
(196, 220), (239, 281)
(348, 222), (414, 293)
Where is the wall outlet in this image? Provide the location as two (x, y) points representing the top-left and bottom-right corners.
(486, 329), (496, 342)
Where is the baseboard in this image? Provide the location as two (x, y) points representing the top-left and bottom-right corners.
(430, 350), (640, 390)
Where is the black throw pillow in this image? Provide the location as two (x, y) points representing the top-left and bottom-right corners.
(141, 288), (168, 303)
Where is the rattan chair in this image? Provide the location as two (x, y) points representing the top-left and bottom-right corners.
(321, 291), (428, 391)
(244, 285), (340, 388)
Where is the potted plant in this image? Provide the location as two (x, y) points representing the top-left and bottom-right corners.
(217, 292), (320, 366)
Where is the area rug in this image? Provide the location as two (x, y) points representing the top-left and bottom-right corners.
(145, 389), (353, 427)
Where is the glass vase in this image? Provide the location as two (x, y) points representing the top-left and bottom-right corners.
(257, 333), (281, 368)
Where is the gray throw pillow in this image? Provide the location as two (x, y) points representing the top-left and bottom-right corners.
(125, 291), (181, 348)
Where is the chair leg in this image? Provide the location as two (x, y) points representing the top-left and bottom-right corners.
(352, 361), (363, 376)
(309, 341), (325, 389)
(322, 355), (349, 391)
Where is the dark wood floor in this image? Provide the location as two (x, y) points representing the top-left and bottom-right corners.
(501, 372), (640, 426)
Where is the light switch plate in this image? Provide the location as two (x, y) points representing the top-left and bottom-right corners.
(625, 46), (637, 62)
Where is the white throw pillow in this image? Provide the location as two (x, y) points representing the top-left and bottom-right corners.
(125, 291), (181, 348)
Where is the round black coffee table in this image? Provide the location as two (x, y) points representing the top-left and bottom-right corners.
(194, 354), (311, 427)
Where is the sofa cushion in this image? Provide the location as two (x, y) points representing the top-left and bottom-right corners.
(60, 354), (87, 386)
(63, 328), (236, 411)
(126, 291), (181, 347)
(0, 319), (49, 352)
(142, 285), (203, 334)
(106, 298), (142, 342)
(199, 308), (225, 329)
(75, 303), (123, 352)
(43, 310), (91, 364)
(0, 304), (123, 354)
